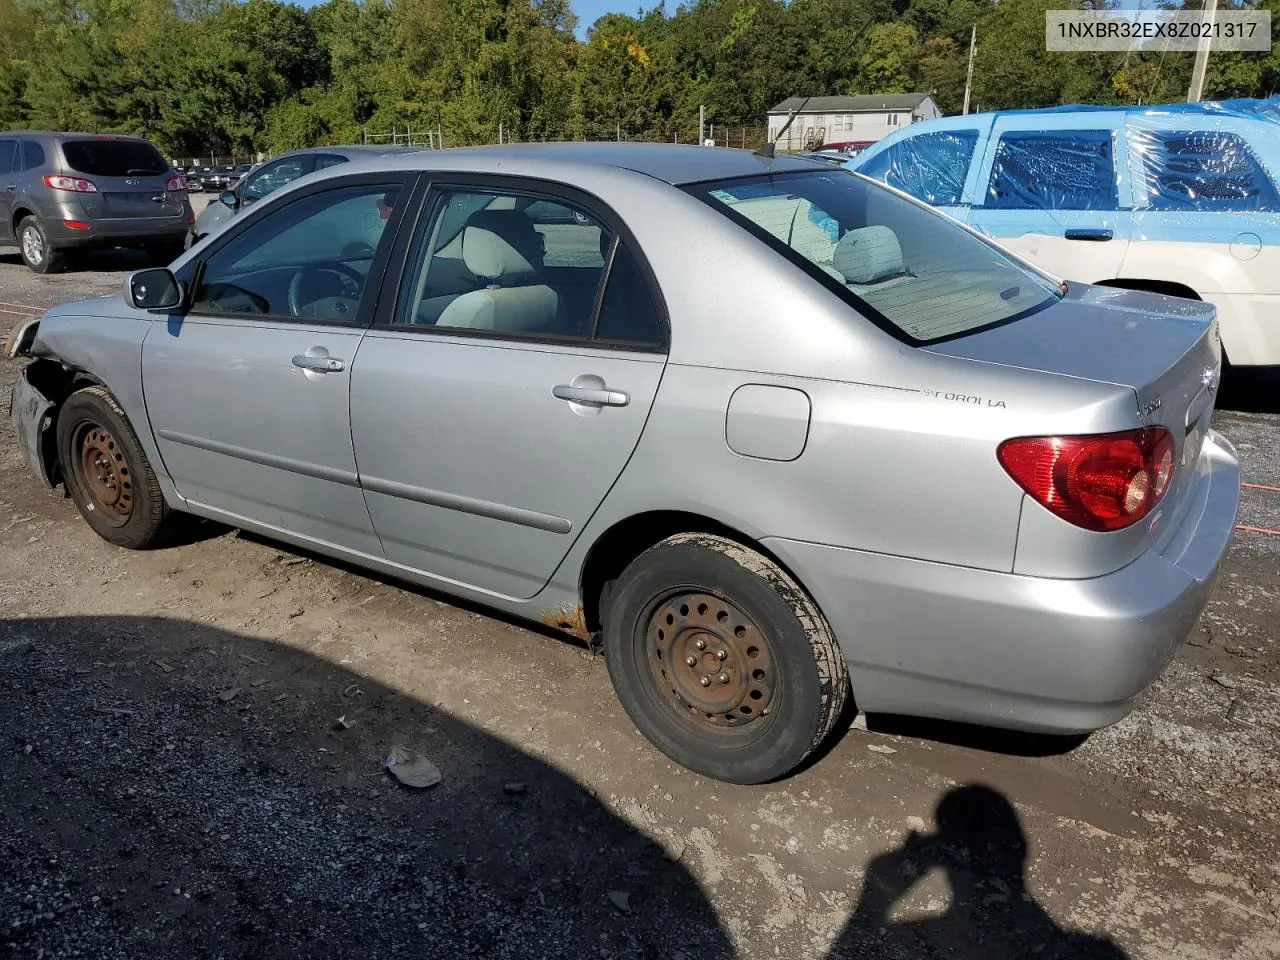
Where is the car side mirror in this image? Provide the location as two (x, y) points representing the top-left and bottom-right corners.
(127, 268), (183, 312)
(220, 190), (237, 208)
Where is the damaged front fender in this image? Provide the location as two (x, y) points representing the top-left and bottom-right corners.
(6, 315), (41, 359)
(8, 365), (57, 489)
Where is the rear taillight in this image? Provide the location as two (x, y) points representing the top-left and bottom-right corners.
(43, 175), (97, 193)
(166, 175), (187, 192)
(998, 428), (1175, 532)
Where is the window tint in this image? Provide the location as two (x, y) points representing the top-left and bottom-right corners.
(856, 130), (977, 205)
(243, 156), (307, 201)
(0, 140), (15, 177)
(693, 171), (1060, 344)
(395, 188), (610, 339)
(61, 138), (167, 176)
(1137, 130), (1280, 212)
(20, 140), (45, 171)
(985, 130), (1116, 210)
(596, 243), (663, 345)
(313, 154), (349, 171)
(192, 183), (402, 322)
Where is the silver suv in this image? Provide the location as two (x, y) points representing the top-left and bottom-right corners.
(0, 132), (193, 273)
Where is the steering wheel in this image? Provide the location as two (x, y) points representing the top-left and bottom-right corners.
(287, 263), (365, 319)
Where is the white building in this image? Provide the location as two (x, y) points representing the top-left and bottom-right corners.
(766, 94), (941, 151)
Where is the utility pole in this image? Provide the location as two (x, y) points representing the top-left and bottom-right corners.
(1188, 0), (1218, 102)
(616, 121), (621, 142)
(498, 121), (503, 145)
(698, 104), (705, 144)
(962, 26), (977, 116)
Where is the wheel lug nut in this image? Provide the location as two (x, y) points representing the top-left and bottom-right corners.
(699, 676), (711, 688)
(717, 673), (729, 684)
(716, 649), (727, 660)
(685, 656), (697, 667)
(695, 639), (706, 651)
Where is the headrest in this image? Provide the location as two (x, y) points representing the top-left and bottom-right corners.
(832, 225), (904, 285)
(461, 210), (544, 282)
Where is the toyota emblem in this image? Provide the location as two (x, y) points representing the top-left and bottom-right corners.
(125, 178), (140, 186)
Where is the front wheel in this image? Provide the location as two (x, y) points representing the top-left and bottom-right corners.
(57, 386), (176, 549)
(604, 533), (850, 784)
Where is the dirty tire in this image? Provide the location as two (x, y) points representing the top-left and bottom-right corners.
(17, 216), (66, 274)
(57, 386), (174, 549)
(604, 533), (849, 784)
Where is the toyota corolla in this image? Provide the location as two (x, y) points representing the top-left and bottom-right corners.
(7, 144), (1240, 783)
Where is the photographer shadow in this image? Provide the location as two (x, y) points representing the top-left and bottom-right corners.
(827, 784), (1127, 960)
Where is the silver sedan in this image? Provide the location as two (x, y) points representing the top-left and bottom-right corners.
(7, 144), (1240, 783)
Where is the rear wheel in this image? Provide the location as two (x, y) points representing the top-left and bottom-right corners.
(18, 216), (66, 274)
(604, 533), (849, 783)
(57, 386), (175, 549)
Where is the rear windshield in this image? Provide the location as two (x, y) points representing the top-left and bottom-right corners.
(61, 138), (168, 177)
(688, 170), (1061, 344)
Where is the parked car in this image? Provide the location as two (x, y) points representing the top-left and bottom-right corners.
(198, 165), (237, 191)
(185, 166), (212, 192)
(849, 98), (1280, 368)
(188, 146), (399, 248)
(815, 140), (875, 158)
(0, 131), (193, 273)
(799, 152), (849, 166)
(8, 144), (1239, 783)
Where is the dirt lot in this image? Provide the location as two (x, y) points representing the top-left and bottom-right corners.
(1, 244), (1278, 959)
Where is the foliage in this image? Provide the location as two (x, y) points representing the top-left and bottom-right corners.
(0, 0), (1275, 157)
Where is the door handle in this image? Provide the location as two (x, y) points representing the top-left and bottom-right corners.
(1065, 227), (1113, 241)
(292, 354), (345, 373)
(553, 384), (629, 407)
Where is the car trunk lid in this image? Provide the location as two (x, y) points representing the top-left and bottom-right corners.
(926, 283), (1221, 543)
(59, 137), (183, 221)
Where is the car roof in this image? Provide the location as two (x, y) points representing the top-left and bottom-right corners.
(944, 95), (1280, 125)
(343, 142), (823, 186)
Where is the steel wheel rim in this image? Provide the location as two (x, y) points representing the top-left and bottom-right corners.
(644, 590), (778, 734)
(21, 226), (43, 266)
(75, 423), (133, 525)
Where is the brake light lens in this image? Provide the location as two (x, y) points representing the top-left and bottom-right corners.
(997, 428), (1176, 532)
(166, 175), (187, 192)
(43, 175), (98, 193)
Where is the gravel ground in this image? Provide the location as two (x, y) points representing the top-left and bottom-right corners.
(0, 249), (1278, 959)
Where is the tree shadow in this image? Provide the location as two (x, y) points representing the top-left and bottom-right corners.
(0, 615), (733, 959)
(827, 784), (1127, 960)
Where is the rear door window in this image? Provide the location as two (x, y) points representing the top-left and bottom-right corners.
(985, 130), (1117, 210)
(1135, 129), (1280, 212)
(856, 131), (978, 205)
(20, 140), (45, 171)
(0, 140), (15, 177)
(61, 138), (168, 177)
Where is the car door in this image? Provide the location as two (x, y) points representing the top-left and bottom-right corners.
(0, 139), (17, 242)
(350, 179), (669, 599)
(142, 173), (412, 556)
(966, 113), (1132, 282)
(850, 117), (992, 223)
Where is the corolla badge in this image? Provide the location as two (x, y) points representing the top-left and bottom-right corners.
(1202, 366), (1220, 392)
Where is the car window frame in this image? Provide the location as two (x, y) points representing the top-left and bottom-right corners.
(177, 170), (417, 330)
(373, 172), (670, 354)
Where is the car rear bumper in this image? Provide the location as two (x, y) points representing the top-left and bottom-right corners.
(762, 430), (1241, 734)
(45, 216), (190, 248)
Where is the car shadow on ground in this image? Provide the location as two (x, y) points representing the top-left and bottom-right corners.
(0, 616), (1128, 959)
(1220, 365), (1280, 415)
(0, 248), (158, 275)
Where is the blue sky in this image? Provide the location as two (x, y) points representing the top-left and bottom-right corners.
(291, 0), (639, 39)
